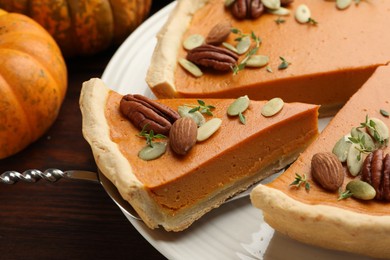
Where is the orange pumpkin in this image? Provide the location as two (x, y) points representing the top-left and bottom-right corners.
(0, 0), (152, 57)
(0, 9), (67, 159)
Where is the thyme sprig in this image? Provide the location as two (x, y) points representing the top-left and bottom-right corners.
(338, 188), (353, 201)
(275, 17), (286, 24)
(138, 124), (166, 147)
(307, 17), (318, 25)
(231, 30), (262, 75)
(348, 134), (373, 161)
(289, 173), (310, 191)
(188, 100), (215, 116)
(358, 115), (387, 146)
(278, 56), (290, 70)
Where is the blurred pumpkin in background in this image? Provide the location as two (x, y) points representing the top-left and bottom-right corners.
(0, 0), (152, 57)
(0, 9), (67, 159)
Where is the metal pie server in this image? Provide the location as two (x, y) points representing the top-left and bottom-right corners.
(0, 169), (142, 220)
(0, 168), (253, 222)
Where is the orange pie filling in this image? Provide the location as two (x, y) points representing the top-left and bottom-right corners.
(250, 65), (390, 258)
(265, 66), (390, 215)
(148, 0), (390, 116)
(105, 90), (319, 215)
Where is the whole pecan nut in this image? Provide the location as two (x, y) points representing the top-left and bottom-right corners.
(120, 94), (180, 135)
(231, 0), (264, 20)
(186, 44), (239, 72)
(361, 150), (390, 201)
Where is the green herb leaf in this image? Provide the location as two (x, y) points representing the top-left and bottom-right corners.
(307, 17), (318, 25)
(187, 100), (215, 116)
(138, 125), (167, 147)
(380, 109), (389, 118)
(266, 66), (273, 73)
(278, 56), (290, 70)
(239, 112), (246, 125)
(231, 28), (241, 34)
(275, 17), (286, 24)
(289, 173), (310, 191)
(338, 188), (353, 201)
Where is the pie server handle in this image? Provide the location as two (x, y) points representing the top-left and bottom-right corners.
(0, 169), (99, 184)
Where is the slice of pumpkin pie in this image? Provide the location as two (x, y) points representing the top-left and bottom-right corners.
(251, 65), (390, 258)
(80, 78), (319, 231)
(146, 0), (390, 116)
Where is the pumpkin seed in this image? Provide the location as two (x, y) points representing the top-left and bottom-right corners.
(138, 142), (167, 161)
(366, 117), (389, 144)
(350, 127), (376, 151)
(261, 97), (284, 117)
(225, 0), (236, 7)
(236, 36), (251, 55)
(261, 0), (281, 10)
(246, 55), (269, 68)
(178, 106), (206, 126)
(222, 42), (239, 53)
(183, 34), (204, 50)
(178, 58), (203, 78)
(336, 0), (352, 10)
(295, 4), (311, 24)
(267, 7), (290, 16)
(346, 143), (367, 176)
(227, 95), (250, 116)
(332, 134), (352, 163)
(197, 118), (222, 142)
(346, 180), (376, 200)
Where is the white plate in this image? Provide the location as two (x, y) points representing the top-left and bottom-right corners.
(102, 3), (369, 259)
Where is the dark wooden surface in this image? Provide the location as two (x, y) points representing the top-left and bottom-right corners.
(0, 1), (173, 259)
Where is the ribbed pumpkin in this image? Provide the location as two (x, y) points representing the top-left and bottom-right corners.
(0, 0), (152, 57)
(0, 9), (67, 159)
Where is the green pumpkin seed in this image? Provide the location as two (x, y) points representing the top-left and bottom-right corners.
(261, 0), (281, 10)
(295, 4), (311, 24)
(336, 0), (352, 10)
(236, 36), (251, 55)
(197, 118), (222, 142)
(178, 106), (206, 126)
(332, 134), (352, 163)
(246, 55), (269, 68)
(222, 42), (238, 53)
(178, 58), (203, 78)
(267, 7), (290, 16)
(261, 97), (284, 117)
(346, 180), (376, 200)
(138, 142), (167, 161)
(227, 95), (250, 116)
(366, 117), (389, 144)
(347, 143), (367, 176)
(183, 34), (204, 50)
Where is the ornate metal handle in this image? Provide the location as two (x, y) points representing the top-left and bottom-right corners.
(0, 169), (98, 184)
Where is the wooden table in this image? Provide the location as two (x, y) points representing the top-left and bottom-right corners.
(0, 1), (173, 259)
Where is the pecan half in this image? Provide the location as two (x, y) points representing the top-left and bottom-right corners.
(231, 0), (264, 20)
(361, 150), (390, 201)
(281, 0), (294, 6)
(120, 94), (180, 135)
(186, 44), (239, 72)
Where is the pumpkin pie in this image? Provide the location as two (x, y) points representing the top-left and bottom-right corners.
(80, 78), (319, 231)
(146, 0), (390, 116)
(251, 65), (390, 258)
